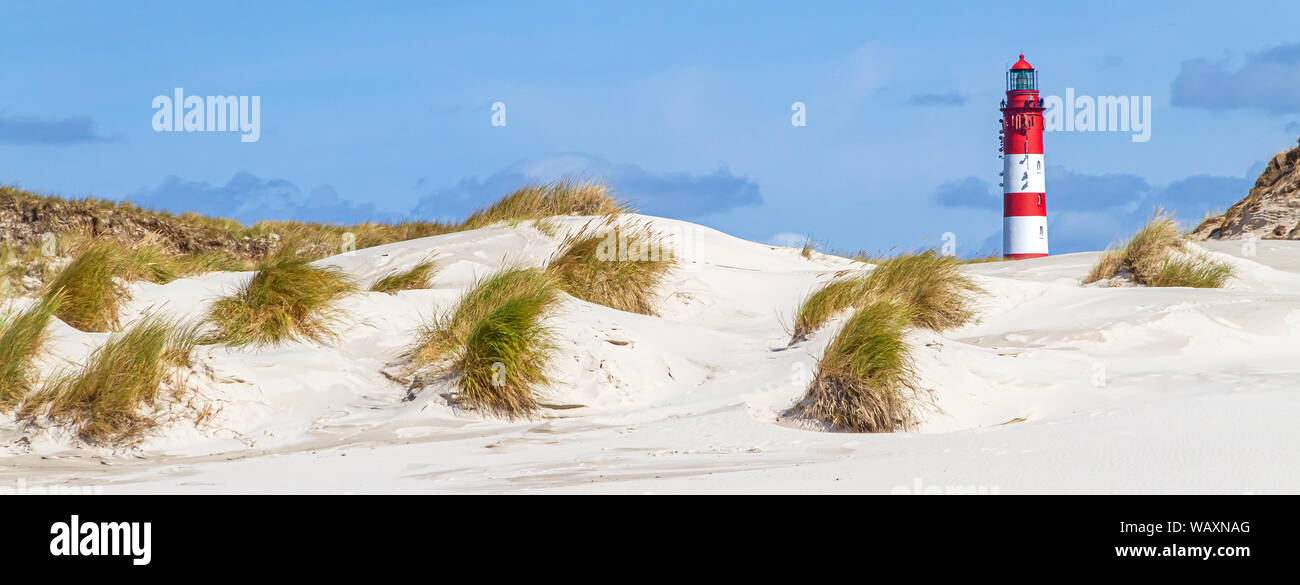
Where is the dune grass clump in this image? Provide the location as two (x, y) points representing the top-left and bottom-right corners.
(18, 316), (200, 446)
(1147, 256), (1237, 288)
(860, 251), (981, 331)
(1126, 219), (1183, 280)
(1083, 211), (1234, 288)
(36, 238), (252, 332)
(406, 267), (557, 367)
(461, 180), (625, 230)
(790, 250), (980, 343)
(545, 221), (675, 315)
(787, 253), (982, 431)
(370, 259), (438, 294)
(43, 241), (130, 332)
(1084, 249), (1125, 284)
(1086, 211), (1180, 284)
(172, 250), (252, 276)
(203, 255), (357, 347)
(404, 267), (560, 419)
(116, 242), (183, 284)
(2, 231), (249, 299)
(790, 276), (871, 343)
(116, 242), (250, 284)
(800, 238), (817, 259)
(0, 295), (61, 410)
(450, 296), (557, 417)
(790, 301), (919, 433)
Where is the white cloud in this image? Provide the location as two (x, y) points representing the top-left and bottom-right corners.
(766, 231), (808, 247)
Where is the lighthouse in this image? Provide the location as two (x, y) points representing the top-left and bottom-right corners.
(1000, 54), (1048, 259)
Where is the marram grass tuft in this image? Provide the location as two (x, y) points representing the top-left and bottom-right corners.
(450, 295), (557, 418)
(788, 251), (981, 432)
(1147, 255), (1236, 288)
(203, 255), (357, 347)
(18, 315), (201, 446)
(0, 295), (61, 410)
(790, 250), (981, 343)
(43, 240), (130, 332)
(460, 179), (625, 231)
(405, 267), (557, 368)
(370, 259), (438, 294)
(1083, 210), (1234, 288)
(404, 267), (561, 419)
(545, 220), (675, 315)
(790, 301), (919, 433)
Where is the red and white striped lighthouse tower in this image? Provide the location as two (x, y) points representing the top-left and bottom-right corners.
(1000, 54), (1048, 259)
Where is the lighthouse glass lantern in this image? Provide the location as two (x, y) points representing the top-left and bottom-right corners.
(999, 54), (1049, 259)
(1009, 68), (1035, 91)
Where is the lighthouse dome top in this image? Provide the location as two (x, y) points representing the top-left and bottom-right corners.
(1011, 54), (1034, 70)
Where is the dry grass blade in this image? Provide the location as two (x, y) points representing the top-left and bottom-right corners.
(545, 220), (675, 315)
(18, 315), (201, 446)
(790, 301), (919, 433)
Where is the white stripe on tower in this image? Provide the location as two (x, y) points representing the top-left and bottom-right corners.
(1003, 215), (1048, 255)
(1003, 154), (1045, 194)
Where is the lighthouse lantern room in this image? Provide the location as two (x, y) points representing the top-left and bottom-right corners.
(1000, 54), (1049, 259)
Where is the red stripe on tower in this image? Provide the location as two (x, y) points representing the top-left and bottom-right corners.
(1000, 54), (1048, 259)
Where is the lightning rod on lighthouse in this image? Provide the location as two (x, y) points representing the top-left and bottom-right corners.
(1000, 54), (1049, 259)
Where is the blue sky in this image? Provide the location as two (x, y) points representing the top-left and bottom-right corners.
(3, 0), (1300, 255)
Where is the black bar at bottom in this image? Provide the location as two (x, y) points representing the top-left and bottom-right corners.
(1, 495), (1284, 574)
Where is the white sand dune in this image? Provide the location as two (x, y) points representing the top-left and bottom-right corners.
(3, 216), (1299, 493)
